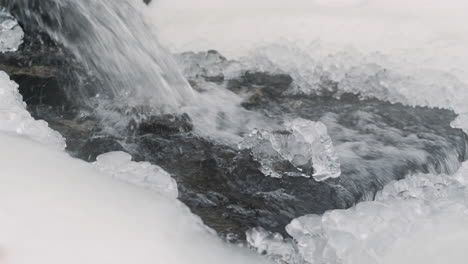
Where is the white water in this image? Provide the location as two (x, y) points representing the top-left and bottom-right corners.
(6, 0), (195, 113)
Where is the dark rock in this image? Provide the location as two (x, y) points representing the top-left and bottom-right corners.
(134, 113), (194, 136)
(228, 71), (293, 96)
(76, 136), (126, 162)
(132, 134), (342, 238)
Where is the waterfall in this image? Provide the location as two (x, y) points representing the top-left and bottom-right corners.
(2, 0), (195, 113)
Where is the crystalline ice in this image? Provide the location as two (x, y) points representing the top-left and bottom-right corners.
(0, 71), (66, 149)
(246, 227), (303, 264)
(239, 118), (341, 181)
(0, 8), (24, 53)
(94, 151), (178, 199)
(247, 166), (468, 264)
(287, 119), (341, 181)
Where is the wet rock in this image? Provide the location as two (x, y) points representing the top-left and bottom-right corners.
(76, 136), (126, 162)
(0, 13), (98, 116)
(228, 71), (293, 96)
(133, 113), (194, 136)
(133, 134), (342, 238)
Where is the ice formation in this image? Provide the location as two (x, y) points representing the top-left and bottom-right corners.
(0, 8), (23, 52)
(246, 162), (468, 264)
(240, 118), (341, 181)
(0, 71), (65, 150)
(94, 151), (178, 199)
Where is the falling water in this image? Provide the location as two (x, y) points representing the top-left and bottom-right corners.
(1, 0), (195, 113)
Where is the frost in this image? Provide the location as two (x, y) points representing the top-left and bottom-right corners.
(239, 118), (341, 181)
(94, 151), (178, 199)
(0, 8), (23, 52)
(0, 71), (66, 150)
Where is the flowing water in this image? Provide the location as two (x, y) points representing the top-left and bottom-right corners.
(2, 0), (194, 113)
(1, 0), (468, 263)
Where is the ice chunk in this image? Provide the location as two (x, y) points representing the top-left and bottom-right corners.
(0, 71), (66, 150)
(0, 8), (23, 52)
(246, 227), (303, 264)
(247, 167), (468, 264)
(239, 118), (341, 181)
(94, 151), (178, 199)
(287, 119), (341, 181)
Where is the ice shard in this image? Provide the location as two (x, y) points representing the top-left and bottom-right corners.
(240, 118), (341, 181)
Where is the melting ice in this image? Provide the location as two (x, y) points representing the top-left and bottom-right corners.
(0, 8), (23, 52)
(240, 118), (341, 181)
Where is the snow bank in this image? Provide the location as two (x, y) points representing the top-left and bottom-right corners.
(0, 134), (269, 264)
(94, 151), (179, 199)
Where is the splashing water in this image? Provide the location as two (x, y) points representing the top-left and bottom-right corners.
(2, 0), (194, 113)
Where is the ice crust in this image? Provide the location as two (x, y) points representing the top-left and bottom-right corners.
(247, 163), (468, 264)
(240, 118), (341, 181)
(0, 8), (23, 52)
(94, 151), (179, 199)
(0, 71), (66, 150)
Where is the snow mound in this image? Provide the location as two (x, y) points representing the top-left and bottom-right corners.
(0, 134), (270, 264)
(94, 151), (178, 199)
(0, 71), (66, 150)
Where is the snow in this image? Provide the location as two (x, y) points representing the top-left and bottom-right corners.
(0, 134), (269, 264)
(94, 151), (179, 199)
